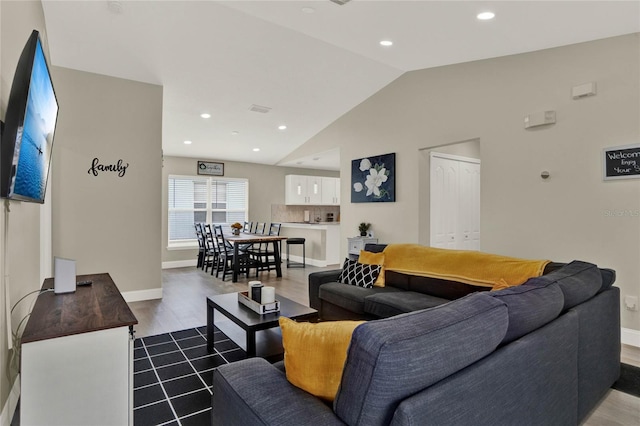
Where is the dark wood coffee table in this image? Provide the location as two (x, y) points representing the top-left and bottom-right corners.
(207, 292), (317, 357)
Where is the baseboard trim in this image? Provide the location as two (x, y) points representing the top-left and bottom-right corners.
(162, 259), (197, 269)
(122, 288), (163, 302)
(285, 254), (327, 267)
(622, 327), (640, 348)
(1, 375), (20, 426)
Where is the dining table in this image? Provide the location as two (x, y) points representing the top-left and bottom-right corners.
(224, 233), (288, 282)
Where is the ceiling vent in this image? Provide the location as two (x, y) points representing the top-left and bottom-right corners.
(330, 0), (352, 5)
(248, 104), (272, 114)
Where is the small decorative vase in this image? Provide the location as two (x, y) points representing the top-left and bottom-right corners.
(233, 228), (240, 235)
(360, 231), (367, 237)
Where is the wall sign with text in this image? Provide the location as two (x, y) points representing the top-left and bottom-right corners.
(197, 161), (224, 176)
(88, 158), (129, 177)
(603, 143), (640, 181)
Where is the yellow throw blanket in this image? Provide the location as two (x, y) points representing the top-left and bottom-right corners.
(383, 244), (550, 288)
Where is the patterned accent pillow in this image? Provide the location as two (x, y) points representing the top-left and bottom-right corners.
(338, 258), (381, 289)
(337, 258), (356, 283)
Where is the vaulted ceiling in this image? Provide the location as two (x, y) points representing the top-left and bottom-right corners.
(41, 1), (640, 171)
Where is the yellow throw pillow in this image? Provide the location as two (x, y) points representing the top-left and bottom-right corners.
(279, 317), (364, 401)
(358, 250), (386, 287)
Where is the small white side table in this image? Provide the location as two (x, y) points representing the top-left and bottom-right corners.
(347, 236), (379, 260)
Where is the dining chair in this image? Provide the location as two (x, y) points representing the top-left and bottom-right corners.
(254, 222), (266, 235)
(202, 224), (219, 275)
(268, 222), (281, 236)
(213, 225), (256, 280)
(194, 223), (206, 269)
(243, 221), (253, 233)
(250, 223), (282, 273)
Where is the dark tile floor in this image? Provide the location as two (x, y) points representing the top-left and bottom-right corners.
(133, 326), (245, 426)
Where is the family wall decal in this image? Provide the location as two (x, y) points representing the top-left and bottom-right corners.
(87, 157), (129, 177)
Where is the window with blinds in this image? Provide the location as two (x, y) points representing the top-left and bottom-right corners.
(168, 175), (248, 243)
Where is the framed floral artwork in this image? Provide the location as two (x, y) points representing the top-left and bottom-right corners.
(351, 152), (395, 203)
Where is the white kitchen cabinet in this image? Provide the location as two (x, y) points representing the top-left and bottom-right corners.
(285, 175), (323, 205)
(321, 177), (340, 205)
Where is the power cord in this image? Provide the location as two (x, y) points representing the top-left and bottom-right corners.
(6, 288), (54, 378)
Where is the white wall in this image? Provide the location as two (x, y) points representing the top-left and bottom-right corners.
(290, 34), (640, 331)
(51, 67), (163, 296)
(0, 1), (50, 421)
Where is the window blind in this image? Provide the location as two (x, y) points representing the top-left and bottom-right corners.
(168, 176), (248, 243)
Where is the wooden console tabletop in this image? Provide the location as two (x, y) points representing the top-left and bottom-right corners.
(21, 273), (138, 344)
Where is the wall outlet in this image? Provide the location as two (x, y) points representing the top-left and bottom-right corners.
(624, 295), (638, 311)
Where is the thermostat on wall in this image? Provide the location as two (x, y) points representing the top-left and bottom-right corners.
(524, 111), (556, 129)
(572, 82), (597, 99)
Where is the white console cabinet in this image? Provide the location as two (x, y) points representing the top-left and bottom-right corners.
(347, 236), (378, 260)
(20, 273), (137, 426)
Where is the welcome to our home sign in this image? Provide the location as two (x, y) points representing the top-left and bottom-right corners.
(603, 144), (640, 181)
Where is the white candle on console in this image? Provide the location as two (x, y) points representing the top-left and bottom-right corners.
(248, 281), (261, 295)
(261, 286), (275, 304)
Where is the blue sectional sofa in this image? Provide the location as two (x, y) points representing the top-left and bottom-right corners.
(212, 257), (620, 425)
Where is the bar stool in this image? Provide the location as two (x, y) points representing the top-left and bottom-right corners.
(286, 238), (305, 268)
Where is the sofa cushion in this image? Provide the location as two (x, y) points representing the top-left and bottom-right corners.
(599, 268), (616, 293)
(524, 261), (602, 311)
(384, 270), (490, 299)
(405, 273), (490, 299)
(337, 258), (381, 289)
(279, 317), (364, 402)
(213, 358), (344, 426)
(334, 293), (508, 426)
(320, 282), (402, 315)
(363, 291), (450, 318)
(358, 250), (386, 287)
(363, 243), (387, 253)
(489, 281), (564, 344)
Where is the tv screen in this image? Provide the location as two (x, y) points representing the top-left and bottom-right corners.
(1, 30), (58, 203)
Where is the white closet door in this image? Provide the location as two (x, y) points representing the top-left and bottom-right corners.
(459, 161), (481, 250)
(430, 153), (480, 250)
(430, 156), (459, 249)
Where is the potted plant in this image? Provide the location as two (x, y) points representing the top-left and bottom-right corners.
(358, 222), (371, 237)
(231, 222), (243, 235)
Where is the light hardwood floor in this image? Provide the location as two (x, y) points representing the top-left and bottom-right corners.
(128, 266), (640, 425)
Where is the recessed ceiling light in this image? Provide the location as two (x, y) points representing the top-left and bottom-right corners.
(301, 7), (315, 14)
(253, 148), (260, 152)
(477, 12), (495, 20)
(183, 140), (192, 145)
(200, 113), (211, 119)
(231, 131), (239, 136)
(278, 125), (287, 130)
(107, 1), (123, 14)
(313, 157), (320, 161)
(380, 40), (393, 47)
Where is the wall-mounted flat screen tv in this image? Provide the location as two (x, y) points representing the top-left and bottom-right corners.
(1, 29), (58, 203)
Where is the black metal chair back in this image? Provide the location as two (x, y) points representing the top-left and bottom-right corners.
(268, 223), (281, 236)
(194, 223), (206, 269)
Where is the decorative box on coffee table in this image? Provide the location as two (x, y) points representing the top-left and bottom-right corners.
(237, 291), (280, 314)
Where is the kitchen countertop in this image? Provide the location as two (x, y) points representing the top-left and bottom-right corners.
(281, 222), (340, 229)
